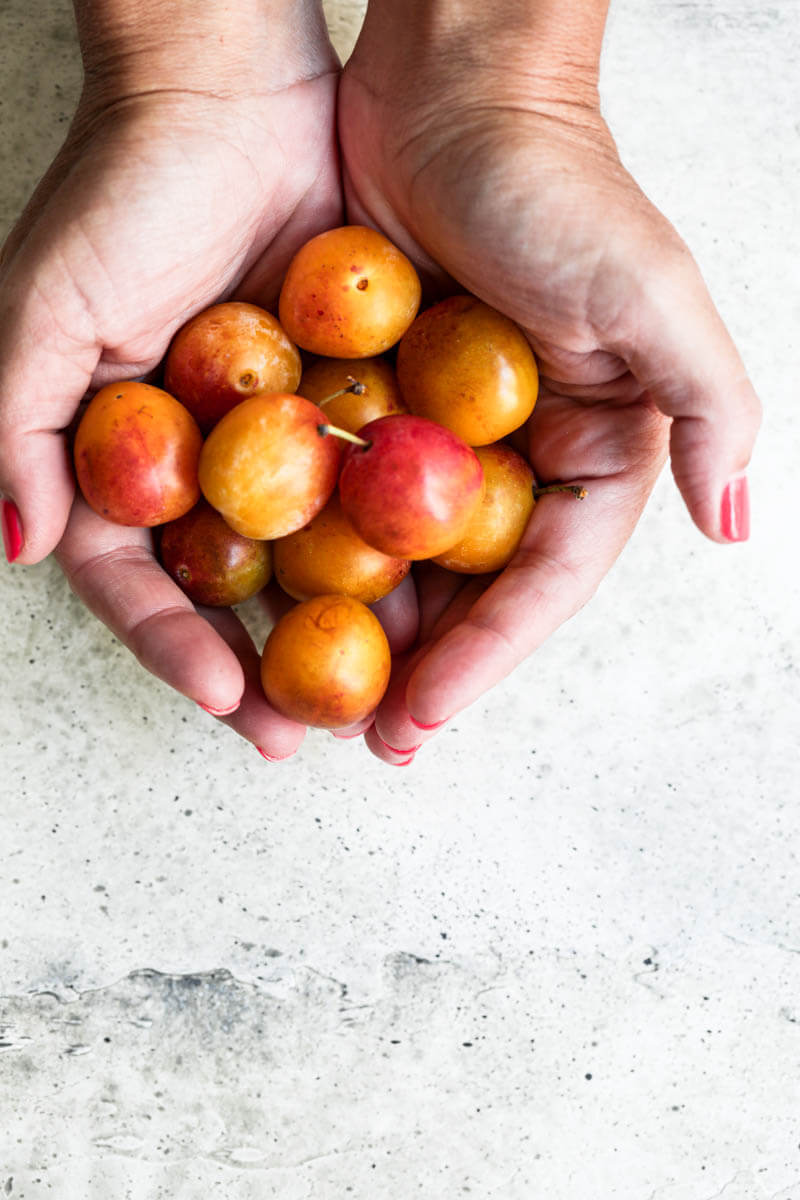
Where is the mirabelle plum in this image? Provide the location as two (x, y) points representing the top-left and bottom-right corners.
(74, 381), (201, 526)
(433, 443), (535, 573)
(297, 356), (407, 433)
(260, 594), (391, 728)
(273, 492), (409, 604)
(337, 414), (485, 559)
(396, 295), (539, 445)
(159, 500), (272, 606)
(164, 301), (301, 432)
(279, 225), (421, 357)
(198, 392), (341, 540)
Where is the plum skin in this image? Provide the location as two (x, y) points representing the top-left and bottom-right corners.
(198, 392), (342, 540)
(159, 500), (272, 606)
(338, 414), (485, 560)
(278, 225), (421, 358)
(260, 594), (392, 728)
(164, 301), (301, 433)
(74, 381), (202, 527)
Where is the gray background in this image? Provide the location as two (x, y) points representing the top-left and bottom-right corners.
(1, 1), (799, 1196)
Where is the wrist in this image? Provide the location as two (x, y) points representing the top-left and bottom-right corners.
(75, 0), (336, 99)
(353, 0), (607, 107)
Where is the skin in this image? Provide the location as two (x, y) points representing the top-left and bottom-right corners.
(0, 0), (761, 762)
(337, 0), (761, 764)
(0, 0), (342, 756)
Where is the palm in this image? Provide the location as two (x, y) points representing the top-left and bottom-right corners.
(339, 86), (671, 453)
(4, 81), (341, 398)
(337, 76), (680, 759)
(0, 74), (342, 756)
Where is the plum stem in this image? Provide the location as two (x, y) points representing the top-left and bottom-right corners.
(317, 377), (366, 408)
(317, 423), (371, 448)
(533, 483), (588, 501)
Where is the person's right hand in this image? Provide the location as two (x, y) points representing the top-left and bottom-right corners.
(336, 1), (762, 764)
(0, 5), (341, 759)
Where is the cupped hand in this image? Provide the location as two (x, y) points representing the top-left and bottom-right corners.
(338, 29), (761, 763)
(0, 37), (342, 758)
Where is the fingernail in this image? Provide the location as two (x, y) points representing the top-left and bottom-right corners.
(375, 731), (421, 756)
(198, 700), (241, 717)
(2, 499), (23, 563)
(409, 715), (447, 731)
(257, 746), (291, 762)
(395, 755), (416, 767)
(720, 473), (750, 542)
(332, 730), (363, 740)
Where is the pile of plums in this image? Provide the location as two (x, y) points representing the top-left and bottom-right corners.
(73, 226), (550, 731)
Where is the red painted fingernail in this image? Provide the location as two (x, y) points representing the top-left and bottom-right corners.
(409, 716), (447, 731)
(720, 473), (750, 542)
(2, 499), (23, 563)
(395, 755), (416, 767)
(198, 701), (240, 716)
(376, 731), (421, 756)
(257, 746), (291, 762)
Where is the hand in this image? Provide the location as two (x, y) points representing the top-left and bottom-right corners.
(0, 10), (341, 758)
(338, 9), (761, 763)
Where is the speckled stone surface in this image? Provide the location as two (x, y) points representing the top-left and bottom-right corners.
(1, 1), (799, 1196)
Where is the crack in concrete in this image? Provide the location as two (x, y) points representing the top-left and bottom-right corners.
(722, 933), (800, 956)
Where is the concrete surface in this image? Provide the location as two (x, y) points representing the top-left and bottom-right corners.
(1, 0), (799, 1196)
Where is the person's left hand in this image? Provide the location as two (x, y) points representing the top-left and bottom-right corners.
(0, 16), (342, 760)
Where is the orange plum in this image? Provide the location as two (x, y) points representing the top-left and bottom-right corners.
(397, 295), (539, 445)
(74, 381), (201, 526)
(433, 443), (536, 573)
(159, 500), (272, 606)
(278, 225), (421, 358)
(273, 492), (410, 604)
(337, 414), (485, 560)
(296, 355), (407, 434)
(198, 392), (341, 540)
(164, 301), (301, 432)
(260, 594), (391, 728)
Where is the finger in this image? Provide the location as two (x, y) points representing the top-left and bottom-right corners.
(369, 571), (419, 654)
(56, 495), (246, 713)
(370, 576), (489, 759)
(331, 711), (377, 740)
(365, 648), (429, 765)
(364, 721), (418, 766)
(615, 243), (761, 542)
(403, 461), (664, 729)
(199, 606), (306, 760)
(413, 562), (468, 643)
(0, 255), (100, 564)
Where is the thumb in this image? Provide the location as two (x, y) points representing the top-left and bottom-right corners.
(0, 254), (100, 564)
(617, 243), (761, 543)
